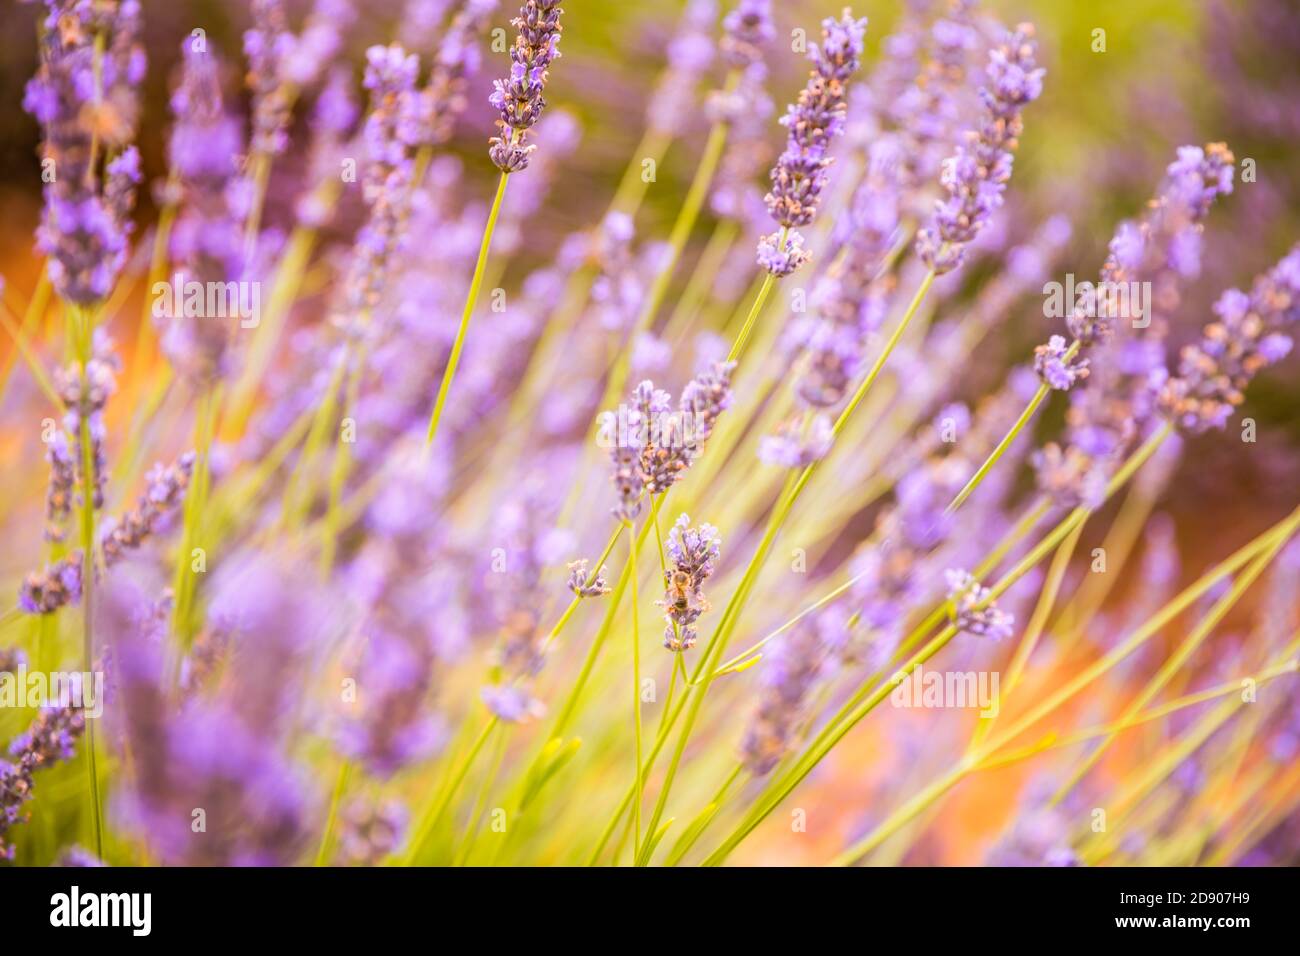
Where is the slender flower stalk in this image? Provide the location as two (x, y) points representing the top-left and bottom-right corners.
(952, 142), (1235, 513)
(426, 1), (564, 447)
(757, 10), (868, 278)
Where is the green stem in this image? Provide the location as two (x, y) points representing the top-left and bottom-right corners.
(72, 304), (103, 860)
(946, 340), (1080, 514)
(726, 269), (777, 363)
(171, 387), (217, 653)
(314, 760), (351, 866)
(1049, 504), (1300, 805)
(635, 270), (937, 864)
(402, 715), (499, 864)
(628, 520), (644, 860)
(702, 426), (1173, 865)
(454, 724), (508, 866)
(425, 170), (510, 447)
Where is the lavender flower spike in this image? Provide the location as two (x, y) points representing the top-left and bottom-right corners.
(757, 9), (868, 277)
(605, 363), (735, 521)
(1157, 243), (1300, 432)
(26, 0), (146, 304)
(946, 569), (1014, 641)
(567, 559), (611, 598)
(1, 706), (86, 860)
(489, 1), (565, 173)
(1034, 334), (1089, 391)
(659, 515), (722, 652)
(720, 0), (776, 69)
(100, 453), (197, 568)
(916, 23), (1045, 276)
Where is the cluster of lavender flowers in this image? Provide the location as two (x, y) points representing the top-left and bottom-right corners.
(708, 0), (775, 223)
(245, 0), (354, 157)
(1156, 244), (1300, 432)
(5, 0), (1300, 872)
(1034, 144), (1237, 507)
(944, 569), (1013, 640)
(658, 515), (722, 652)
(1, 699), (86, 861)
(159, 41), (248, 385)
(489, 0), (564, 173)
(101, 454), (197, 567)
(480, 489), (570, 722)
(645, 0), (718, 138)
(103, 559), (332, 865)
(740, 611), (847, 774)
(915, 23), (1043, 275)
(607, 362), (735, 522)
(889, 0), (985, 208)
(757, 10), (868, 277)
(24, 0), (145, 303)
(19, 449), (194, 614)
(761, 137), (903, 467)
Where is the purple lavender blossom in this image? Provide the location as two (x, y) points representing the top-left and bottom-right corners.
(771, 136), (904, 449)
(659, 514), (722, 652)
(479, 492), (569, 722)
(489, 0), (565, 173)
(1066, 143), (1237, 348)
(246, 0), (295, 156)
(160, 42), (248, 385)
(757, 10), (868, 276)
(916, 23), (1044, 275)
(1034, 144), (1237, 505)
(719, 0), (774, 68)
(416, 0), (500, 149)
(26, 0), (146, 304)
(53, 329), (119, 512)
(567, 559), (610, 598)
(1, 705), (86, 860)
(945, 569), (1014, 640)
(740, 610), (847, 775)
(647, 0), (718, 137)
(1157, 243), (1300, 432)
(246, 0), (356, 155)
(43, 429), (76, 542)
(100, 453), (196, 568)
(756, 230), (811, 277)
(708, 2), (775, 220)
(18, 553), (83, 615)
(605, 363), (734, 520)
(890, 0), (984, 202)
(334, 43), (422, 329)
(1034, 334), (1089, 391)
(105, 558), (325, 865)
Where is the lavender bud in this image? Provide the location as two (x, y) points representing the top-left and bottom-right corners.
(763, 11), (868, 233)
(916, 23), (1044, 275)
(567, 559), (611, 598)
(757, 229), (811, 277)
(1157, 244), (1300, 432)
(489, 1), (565, 173)
(945, 568), (1014, 640)
(1033, 334), (1089, 391)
